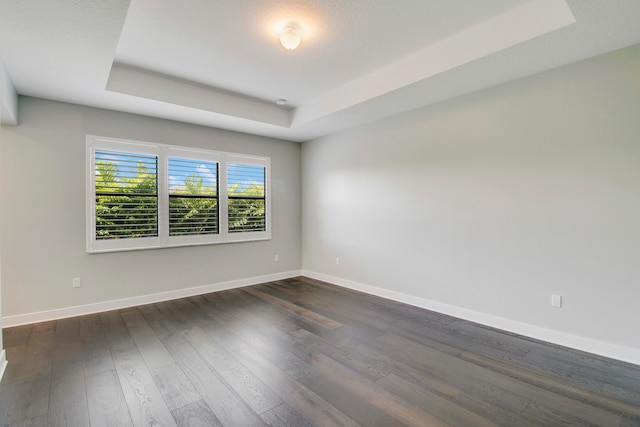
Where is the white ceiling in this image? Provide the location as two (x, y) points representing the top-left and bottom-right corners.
(1, 0), (640, 142)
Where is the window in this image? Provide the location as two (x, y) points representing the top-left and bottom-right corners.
(168, 157), (218, 237)
(95, 150), (158, 240)
(228, 162), (266, 233)
(87, 136), (271, 253)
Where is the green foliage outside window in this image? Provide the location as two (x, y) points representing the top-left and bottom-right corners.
(228, 182), (266, 232)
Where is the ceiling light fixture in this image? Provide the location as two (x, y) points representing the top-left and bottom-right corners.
(279, 25), (301, 50)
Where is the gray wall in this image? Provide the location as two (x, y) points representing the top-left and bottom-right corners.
(302, 45), (640, 356)
(0, 97), (301, 318)
(2, 45), (639, 363)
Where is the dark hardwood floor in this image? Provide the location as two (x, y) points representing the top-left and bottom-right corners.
(1, 276), (639, 426)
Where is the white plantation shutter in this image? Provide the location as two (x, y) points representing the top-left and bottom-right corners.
(227, 163), (266, 233)
(168, 157), (219, 236)
(94, 150), (158, 239)
(224, 154), (271, 243)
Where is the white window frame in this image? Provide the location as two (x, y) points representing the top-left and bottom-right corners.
(87, 135), (271, 253)
(225, 153), (271, 243)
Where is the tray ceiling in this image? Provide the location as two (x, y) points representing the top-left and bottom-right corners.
(1, 0), (640, 141)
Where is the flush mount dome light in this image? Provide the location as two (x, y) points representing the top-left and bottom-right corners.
(279, 25), (301, 50)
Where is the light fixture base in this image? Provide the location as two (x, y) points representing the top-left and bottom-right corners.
(279, 25), (301, 50)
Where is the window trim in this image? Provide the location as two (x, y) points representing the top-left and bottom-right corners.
(86, 135), (271, 253)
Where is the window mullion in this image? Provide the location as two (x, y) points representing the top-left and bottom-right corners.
(219, 153), (229, 242)
(157, 148), (169, 246)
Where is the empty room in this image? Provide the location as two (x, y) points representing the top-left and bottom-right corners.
(0, 0), (639, 426)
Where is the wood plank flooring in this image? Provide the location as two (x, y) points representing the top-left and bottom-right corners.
(1, 276), (639, 426)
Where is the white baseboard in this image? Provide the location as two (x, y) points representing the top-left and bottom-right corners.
(301, 270), (640, 366)
(0, 350), (6, 382)
(4, 268), (638, 366)
(2, 270), (302, 328)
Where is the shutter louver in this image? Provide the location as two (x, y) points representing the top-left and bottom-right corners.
(94, 150), (158, 240)
(227, 163), (266, 233)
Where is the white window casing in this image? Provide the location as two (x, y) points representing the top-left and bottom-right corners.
(87, 135), (271, 253)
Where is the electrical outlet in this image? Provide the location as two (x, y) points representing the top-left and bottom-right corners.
(551, 294), (562, 307)
(336, 257), (340, 265)
(72, 278), (82, 288)
(274, 254), (279, 262)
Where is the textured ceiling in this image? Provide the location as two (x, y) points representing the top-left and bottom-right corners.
(1, 0), (640, 142)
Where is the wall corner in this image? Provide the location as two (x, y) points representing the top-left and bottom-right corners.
(0, 62), (18, 126)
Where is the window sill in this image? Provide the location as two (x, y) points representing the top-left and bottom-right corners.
(87, 235), (272, 254)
